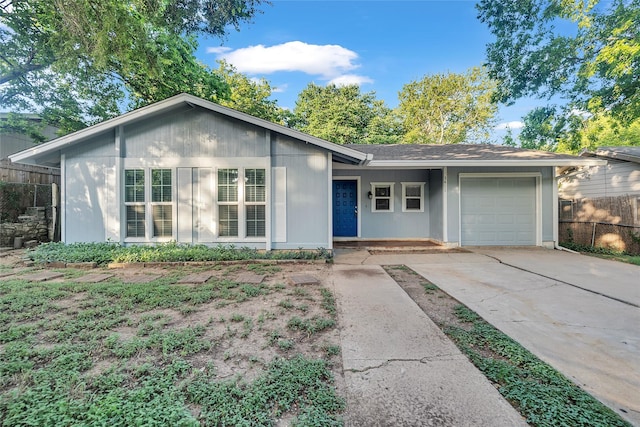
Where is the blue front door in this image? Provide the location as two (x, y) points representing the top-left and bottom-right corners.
(333, 180), (357, 237)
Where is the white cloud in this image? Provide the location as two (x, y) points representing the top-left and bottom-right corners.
(209, 41), (371, 83)
(206, 46), (232, 54)
(495, 121), (524, 130)
(272, 84), (288, 93)
(328, 74), (374, 86)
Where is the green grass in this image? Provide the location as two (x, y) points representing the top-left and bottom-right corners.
(27, 242), (332, 265)
(445, 305), (631, 427)
(0, 269), (344, 426)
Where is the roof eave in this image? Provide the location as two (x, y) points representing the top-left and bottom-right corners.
(365, 159), (607, 168)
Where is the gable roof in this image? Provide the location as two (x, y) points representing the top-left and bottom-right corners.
(580, 146), (640, 165)
(345, 144), (605, 167)
(9, 93), (370, 167)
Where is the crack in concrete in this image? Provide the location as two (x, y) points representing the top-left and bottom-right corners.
(345, 354), (462, 373)
(481, 253), (639, 308)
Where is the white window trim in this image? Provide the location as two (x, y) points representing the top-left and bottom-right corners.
(244, 168), (267, 238)
(150, 168), (175, 240)
(401, 182), (425, 213)
(371, 182), (394, 213)
(123, 168), (176, 243)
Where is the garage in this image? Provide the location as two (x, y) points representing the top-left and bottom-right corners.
(460, 176), (538, 246)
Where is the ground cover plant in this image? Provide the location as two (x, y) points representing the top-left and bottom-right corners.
(27, 242), (332, 265)
(385, 265), (632, 427)
(559, 242), (640, 266)
(0, 257), (343, 426)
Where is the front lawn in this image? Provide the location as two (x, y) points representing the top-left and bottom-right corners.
(0, 262), (343, 426)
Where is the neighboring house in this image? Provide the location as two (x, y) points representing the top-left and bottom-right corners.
(558, 146), (640, 225)
(9, 93), (603, 249)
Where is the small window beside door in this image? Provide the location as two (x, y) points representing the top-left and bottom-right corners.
(371, 182), (394, 212)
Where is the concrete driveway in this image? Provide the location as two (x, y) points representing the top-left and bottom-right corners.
(398, 248), (640, 426)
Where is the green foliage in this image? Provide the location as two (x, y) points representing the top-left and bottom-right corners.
(28, 242), (332, 265)
(398, 66), (498, 144)
(0, 0), (267, 136)
(559, 242), (640, 265)
(216, 60), (290, 125)
(478, 0), (640, 123)
(288, 316), (336, 337)
(186, 356), (344, 426)
(292, 83), (403, 145)
(445, 304), (631, 427)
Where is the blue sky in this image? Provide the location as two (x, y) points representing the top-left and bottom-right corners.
(196, 0), (539, 140)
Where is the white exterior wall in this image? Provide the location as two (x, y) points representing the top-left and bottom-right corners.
(58, 106), (332, 249)
(559, 160), (640, 199)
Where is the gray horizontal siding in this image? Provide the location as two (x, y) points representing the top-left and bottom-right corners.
(559, 161), (640, 199)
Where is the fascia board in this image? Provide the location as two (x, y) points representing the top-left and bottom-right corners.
(365, 159), (608, 168)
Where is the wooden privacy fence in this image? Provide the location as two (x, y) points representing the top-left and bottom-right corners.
(0, 159), (60, 185)
(559, 221), (640, 255)
(559, 195), (640, 254)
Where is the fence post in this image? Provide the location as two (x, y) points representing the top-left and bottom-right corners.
(591, 222), (597, 247)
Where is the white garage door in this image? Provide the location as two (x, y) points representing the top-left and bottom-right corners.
(460, 176), (537, 246)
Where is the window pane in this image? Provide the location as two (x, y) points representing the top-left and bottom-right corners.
(126, 206), (145, 237)
(406, 198), (421, 210)
(125, 170), (144, 202)
(405, 185), (421, 197)
(219, 205), (238, 237)
(246, 205), (266, 237)
(245, 168), (266, 202)
(375, 199), (390, 211)
(375, 186), (390, 197)
(218, 169), (238, 202)
(152, 205), (172, 237)
(152, 169), (172, 202)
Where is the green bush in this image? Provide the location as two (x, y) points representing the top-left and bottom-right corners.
(28, 242), (332, 265)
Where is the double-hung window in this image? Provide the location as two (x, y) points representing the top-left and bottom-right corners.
(401, 182), (425, 212)
(151, 169), (173, 237)
(218, 168), (239, 237)
(245, 169), (266, 237)
(371, 182), (394, 212)
(125, 170), (145, 238)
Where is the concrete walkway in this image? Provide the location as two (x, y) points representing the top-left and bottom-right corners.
(331, 263), (527, 426)
(337, 246), (640, 426)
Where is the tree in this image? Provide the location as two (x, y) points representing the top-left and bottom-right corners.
(215, 61), (289, 125)
(0, 0), (266, 138)
(556, 114), (640, 154)
(477, 0), (640, 122)
(397, 67), (498, 144)
(292, 83), (403, 145)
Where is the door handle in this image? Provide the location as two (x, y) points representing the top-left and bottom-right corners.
(354, 205), (358, 216)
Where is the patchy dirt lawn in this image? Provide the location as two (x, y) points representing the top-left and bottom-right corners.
(0, 250), (345, 426)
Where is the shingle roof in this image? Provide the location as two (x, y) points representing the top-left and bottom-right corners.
(345, 143), (582, 161)
(584, 146), (640, 164)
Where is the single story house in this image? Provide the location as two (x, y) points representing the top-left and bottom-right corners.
(9, 93), (604, 250)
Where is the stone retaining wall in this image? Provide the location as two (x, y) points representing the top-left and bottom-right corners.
(0, 207), (50, 247)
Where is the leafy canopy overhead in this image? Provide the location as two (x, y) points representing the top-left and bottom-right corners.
(292, 83), (403, 145)
(398, 67), (498, 144)
(477, 0), (640, 122)
(0, 0), (267, 137)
